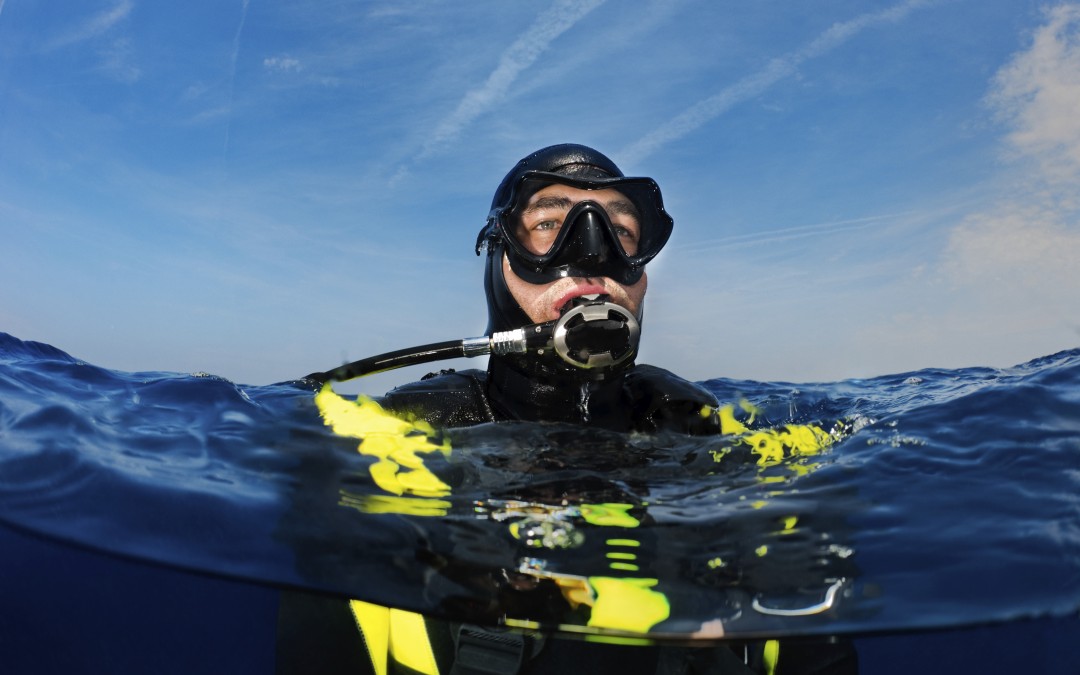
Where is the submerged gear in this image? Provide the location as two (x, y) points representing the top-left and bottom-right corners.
(278, 594), (808, 675)
(278, 594), (858, 674)
(279, 592), (824, 675)
(478, 173), (673, 286)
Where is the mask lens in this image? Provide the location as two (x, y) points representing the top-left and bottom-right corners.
(512, 189), (642, 257)
(504, 175), (664, 260)
(489, 172), (673, 284)
(512, 191), (573, 255)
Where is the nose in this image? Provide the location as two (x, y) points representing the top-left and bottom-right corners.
(564, 207), (612, 267)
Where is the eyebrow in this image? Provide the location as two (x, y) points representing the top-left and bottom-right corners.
(522, 195), (573, 214)
(605, 199), (640, 219)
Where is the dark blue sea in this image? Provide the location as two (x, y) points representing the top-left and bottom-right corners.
(1, 331), (1078, 673)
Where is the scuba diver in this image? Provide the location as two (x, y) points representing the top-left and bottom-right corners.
(277, 144), (857, 674)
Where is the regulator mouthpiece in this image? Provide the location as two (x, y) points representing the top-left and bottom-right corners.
(486, 300), (639, 371)
(551, 301), (639, 370)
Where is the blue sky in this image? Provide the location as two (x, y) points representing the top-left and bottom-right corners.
(2, 0), (1078, 390)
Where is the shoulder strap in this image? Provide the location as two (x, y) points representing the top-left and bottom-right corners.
(450, 624), (536, 675)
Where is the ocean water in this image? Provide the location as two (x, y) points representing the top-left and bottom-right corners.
(2, 331), (1079, 671)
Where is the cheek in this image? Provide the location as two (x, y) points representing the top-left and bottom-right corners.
(502, 256), (552, 322)
(627, 272), (648, 309)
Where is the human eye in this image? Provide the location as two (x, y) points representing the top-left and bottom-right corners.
(515, 214), (563, 254)
(613, 222), (639, 255)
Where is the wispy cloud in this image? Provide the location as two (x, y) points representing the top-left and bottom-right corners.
(945, 204), (1080, 295)
(987, 4), (1080, 188)
(264, 55), (303, 73)
(859, 3), (1080, 373)
(39, 1), (141, 82)
(418, 0), (606, 158)
(944, 3), (1080, 297)
(98, 36), (141, 83)
(649, 4), (1080, 380)
(619, 0), (935, 165)
(44, 0), (134, 51)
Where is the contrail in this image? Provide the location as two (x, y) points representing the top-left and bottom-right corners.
(619, 0), (935, 166)
(223, 0), (251, 154)
(419, 0), (606, 158)
(674, 213), (906, 254)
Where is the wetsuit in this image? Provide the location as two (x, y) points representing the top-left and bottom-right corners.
(276, 363), (857, 674)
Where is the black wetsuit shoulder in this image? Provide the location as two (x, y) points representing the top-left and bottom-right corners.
(377, 368), (498, 428)
(625, 364), (722, 435)
(377, 363), (721, 434)
(380, 362), (725, 432)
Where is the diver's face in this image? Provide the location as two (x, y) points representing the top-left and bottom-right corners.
(502, 182), (648, 323)
(502, 253), (647, 324)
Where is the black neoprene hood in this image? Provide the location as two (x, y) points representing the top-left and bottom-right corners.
(488, 144), (625, 213)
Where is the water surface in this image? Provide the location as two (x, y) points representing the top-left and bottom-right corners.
(2, 332), (1078, 640)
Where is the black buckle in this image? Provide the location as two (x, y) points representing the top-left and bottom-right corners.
(453, 624), (529, 675)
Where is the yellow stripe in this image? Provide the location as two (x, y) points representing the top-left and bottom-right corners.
(608, 562), (641, 572)
(586, 577), (670, 633)
(349, 601), (440, 675)
(389, 609), (440, 675)
(350, 600), (389, 675)
(763, 639), (780, 675)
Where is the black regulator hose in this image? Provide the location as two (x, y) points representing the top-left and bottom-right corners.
(305, 300), (640, 385)
(305, 339), (474, 384)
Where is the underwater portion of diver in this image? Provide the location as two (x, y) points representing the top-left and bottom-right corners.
(2, 330), (1080, 642)
(289, 383), (862, 638)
